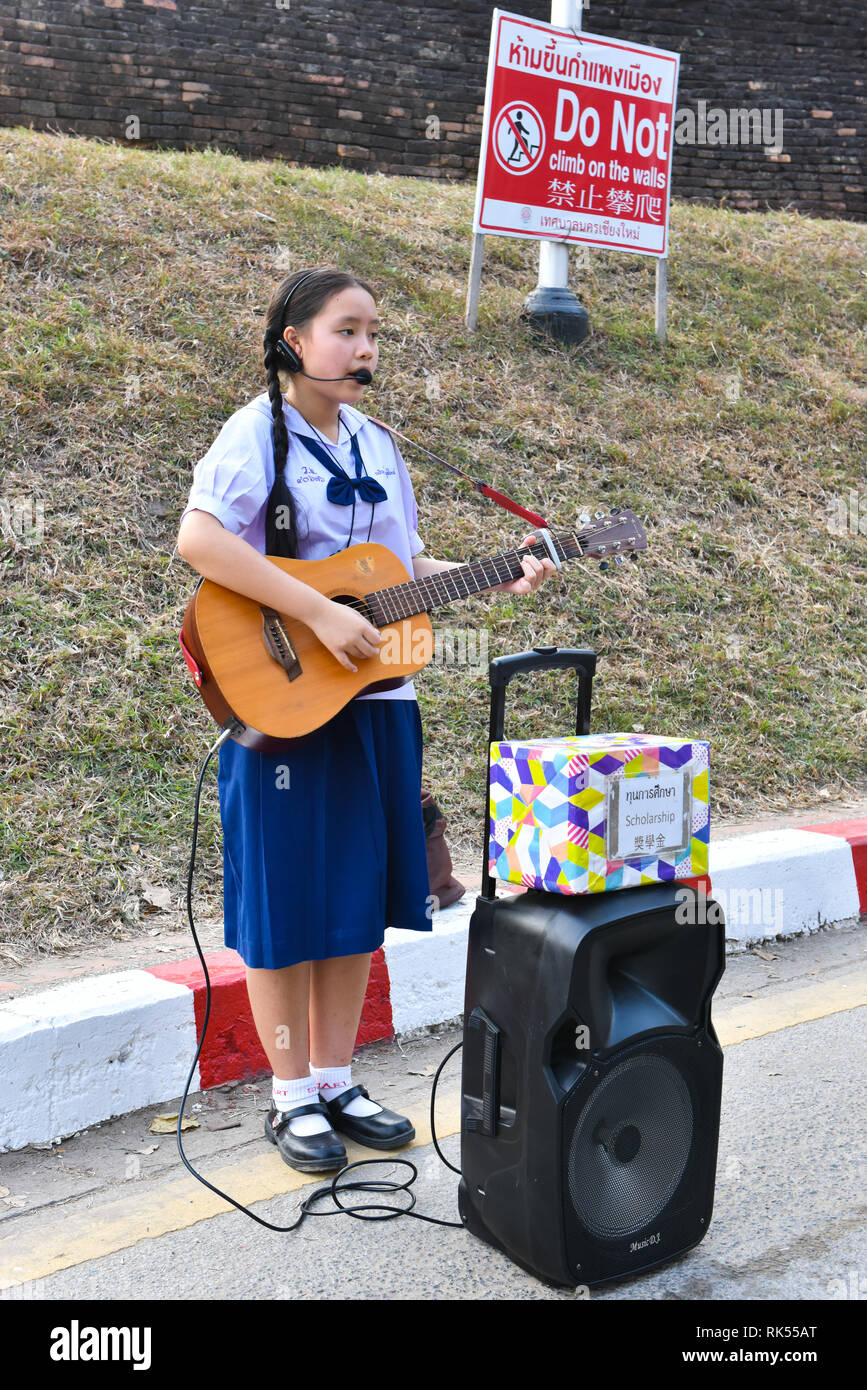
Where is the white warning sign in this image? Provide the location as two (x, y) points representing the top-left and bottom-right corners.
(493, 101), (545, 175)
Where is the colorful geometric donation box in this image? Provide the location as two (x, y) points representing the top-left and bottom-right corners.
(488, 734), (710, 894)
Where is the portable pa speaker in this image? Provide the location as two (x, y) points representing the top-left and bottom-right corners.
(458, 648), (726, 1288)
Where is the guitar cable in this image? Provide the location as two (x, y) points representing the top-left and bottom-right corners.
(174, 720), (465, 1233)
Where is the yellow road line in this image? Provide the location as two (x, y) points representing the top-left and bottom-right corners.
(1, 970), (863, 1290)
(0, 1097), (462, 1291)
(714, 973), (865, 1046)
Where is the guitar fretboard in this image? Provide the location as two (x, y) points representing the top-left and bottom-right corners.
(364, 533), (583, 627)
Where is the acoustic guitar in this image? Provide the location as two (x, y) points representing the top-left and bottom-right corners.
(179, 510), (647, 751)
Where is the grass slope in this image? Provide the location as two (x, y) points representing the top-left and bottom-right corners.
(1, 128), (865, 961)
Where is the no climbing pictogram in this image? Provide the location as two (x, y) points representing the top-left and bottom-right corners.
(493, 102), (545, 176)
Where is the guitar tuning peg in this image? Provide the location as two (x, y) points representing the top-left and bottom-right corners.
(594, 510), (605, 519)
(614, 554), (624, 565)
(599, 561), (610, 572)
(610, 506), (621, 514)
(579, 513), (591, 526)
(629, 552), (640, 562)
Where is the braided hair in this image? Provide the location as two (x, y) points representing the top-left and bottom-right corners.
(262, 266), (377, 557)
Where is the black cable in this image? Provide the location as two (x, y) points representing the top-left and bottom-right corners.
(175, 722), (465, 1232)
(430, 1040), (464, 1176)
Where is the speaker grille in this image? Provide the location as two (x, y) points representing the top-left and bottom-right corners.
(567, 1053), (694, 1240)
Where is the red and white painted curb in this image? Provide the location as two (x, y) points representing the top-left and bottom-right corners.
(1, 819), (864, 1153)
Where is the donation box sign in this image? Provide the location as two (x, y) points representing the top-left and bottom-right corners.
(488, 734), (710, 896)
(473, 9), (680, 256)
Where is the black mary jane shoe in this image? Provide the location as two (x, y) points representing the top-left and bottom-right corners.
(264, 1101), (347, 1173)
(322, 1084), (415, 1150)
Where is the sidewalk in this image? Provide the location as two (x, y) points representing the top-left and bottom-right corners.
(1, 800), (864, 1153)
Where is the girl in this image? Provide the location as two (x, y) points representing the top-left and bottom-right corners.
(176, 266), (556, 1174)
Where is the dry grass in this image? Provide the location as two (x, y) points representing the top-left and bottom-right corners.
(1, 127), (865, 963)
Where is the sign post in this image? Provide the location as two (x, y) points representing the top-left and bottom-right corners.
(467, 7), (680, 341)
(523, 0), (588, 345)
(655, 254), (668, 342)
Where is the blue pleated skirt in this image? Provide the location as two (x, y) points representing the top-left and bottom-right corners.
(217, 699), (432, 969)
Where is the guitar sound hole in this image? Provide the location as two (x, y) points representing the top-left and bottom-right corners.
(332, 594), (376, 625)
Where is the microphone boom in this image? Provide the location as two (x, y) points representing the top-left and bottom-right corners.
(297, 368), (373, 383)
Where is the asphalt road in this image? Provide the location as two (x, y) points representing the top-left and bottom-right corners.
(1, 917), (864, 1312)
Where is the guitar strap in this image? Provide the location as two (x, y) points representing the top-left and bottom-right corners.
(366, 415), (562, 571)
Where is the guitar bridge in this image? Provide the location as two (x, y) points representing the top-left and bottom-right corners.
(261, 607), (302, 682)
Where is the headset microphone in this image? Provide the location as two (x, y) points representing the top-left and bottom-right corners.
(294, 367), (373, 384)
(273, 348), (373, 385)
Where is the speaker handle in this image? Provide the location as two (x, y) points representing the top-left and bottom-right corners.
(481, 647), (597, 900)
(488, 646), (596, 741)
(464, 1007), (501, 1137)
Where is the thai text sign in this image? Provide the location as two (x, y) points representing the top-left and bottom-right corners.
(473, 9), (680, 256)
(608, 771), (690, 860)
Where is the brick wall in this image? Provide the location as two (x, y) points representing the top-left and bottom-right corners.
(0, 0), (862, 219)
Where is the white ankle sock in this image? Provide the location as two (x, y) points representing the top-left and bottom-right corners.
(310, 1063), (382, 1117)
(272, 1074), (332, 1137)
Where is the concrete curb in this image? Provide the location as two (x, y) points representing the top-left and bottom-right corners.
(1, 817), (864, 1153)
(711, 821), (864, 946)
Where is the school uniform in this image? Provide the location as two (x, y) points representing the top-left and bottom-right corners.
(180, 394), (433, 968)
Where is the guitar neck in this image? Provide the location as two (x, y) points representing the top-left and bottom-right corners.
(364, 533), (583, 628)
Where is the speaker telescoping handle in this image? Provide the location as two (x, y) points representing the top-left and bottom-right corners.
(481, 646), (597, 900)
(487, 646), (597, 743)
